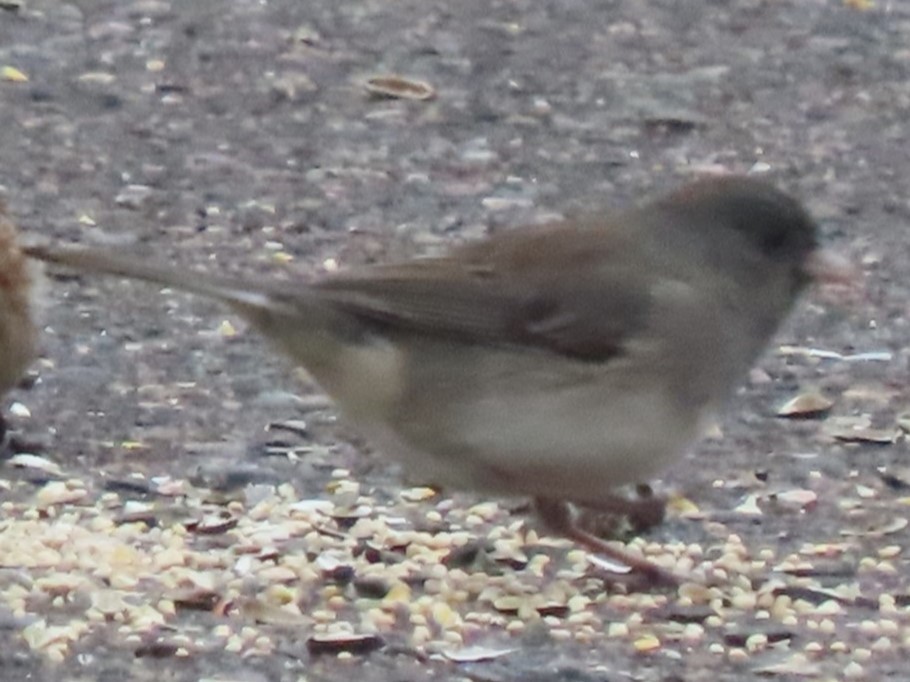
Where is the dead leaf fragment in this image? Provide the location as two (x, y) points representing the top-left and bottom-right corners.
(186, 512), (239, 535)
(134, 640), (181, 659)
(770, 489), (818, 511)
(443, 646), (517, 663)
(753, 652), (821, 676)
(8, 453), (64, 477)
(306, 632), (384, 656)
(364, 75), (435, 101)
(777, 392), (834, 418)
(168, 587), (221, 612)
(777, 346), (891, 362)
(822, 416), (898, 444)
(734, 494), (762, 515)
(833, 427), (898, 444)
(842, 517), (908, 538)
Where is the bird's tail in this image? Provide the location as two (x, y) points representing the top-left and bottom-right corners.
(25, 244), (377, 382)
(23, 244), (282, 313)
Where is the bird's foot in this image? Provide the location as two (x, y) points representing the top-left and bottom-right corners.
(534, 496), (681, 588)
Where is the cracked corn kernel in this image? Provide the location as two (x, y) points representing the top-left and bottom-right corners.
(871, 637), (892, 652)
(727, 648), (749, 663)
(731, 592), (757, 610)
(382, 581), (411, 604)
(879, 619), (899, 635)
(815, 600), (841, 615)
(633, 634), (660, 652)
(681, 624), (704, 643)
(431, 602), (459, 628)
(745, 634), (768, 652)
(878, 545), (901, 559)
(505, 620), (524, 634)
(1, 65), (29, 82)
(412, 625), (431, 646)
(843, 662), (864, 678)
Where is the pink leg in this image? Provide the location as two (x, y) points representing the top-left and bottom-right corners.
(534, 497), (679, 587)
(575, 488), (667, 531)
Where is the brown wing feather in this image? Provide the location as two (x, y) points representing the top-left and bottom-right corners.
(311, 219), (651, 362)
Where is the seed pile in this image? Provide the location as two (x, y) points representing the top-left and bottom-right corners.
(1, 454), (906, 678)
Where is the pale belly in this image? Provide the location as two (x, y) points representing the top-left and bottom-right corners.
(298, 332), (716, 505)
(361, 378), (707, 504)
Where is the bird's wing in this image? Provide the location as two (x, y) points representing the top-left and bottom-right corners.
(25, 218), (664, 364)
(311, 221), (654, 363)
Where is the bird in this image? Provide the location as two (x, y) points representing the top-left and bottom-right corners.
(25, 175), (853, 584)
(0, 202), (37, 446)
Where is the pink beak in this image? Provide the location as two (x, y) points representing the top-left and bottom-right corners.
(805, 249), (860, 286)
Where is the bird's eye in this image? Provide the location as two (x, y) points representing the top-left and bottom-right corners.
(760, 225), (790, 253)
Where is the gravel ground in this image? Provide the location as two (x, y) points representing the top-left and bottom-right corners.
(2, 1), (910, 680)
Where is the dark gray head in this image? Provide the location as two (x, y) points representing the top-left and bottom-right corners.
(658, 175), (820, 294)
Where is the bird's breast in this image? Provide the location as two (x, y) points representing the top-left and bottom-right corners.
(372, 347), (708, 502)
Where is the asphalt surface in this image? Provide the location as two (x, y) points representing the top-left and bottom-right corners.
(2, 1), (910, 680)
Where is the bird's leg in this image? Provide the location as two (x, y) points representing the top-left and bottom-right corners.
(533, 497), (679, 586)
(574, 486), (667, 532)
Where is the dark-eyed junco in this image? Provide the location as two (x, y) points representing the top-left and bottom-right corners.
(26, 176), (853, 584)
(0, 203), (37, 442)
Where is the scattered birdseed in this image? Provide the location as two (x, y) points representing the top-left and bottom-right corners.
(0, 454), (907, 676)
(363, 75), (436, 101)
(777, 391), (834, 418)
(1, 64), (28, 82)
(726, 648), (749, 664)
(843, 661), (865, 678)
